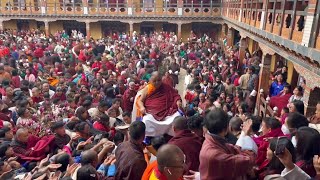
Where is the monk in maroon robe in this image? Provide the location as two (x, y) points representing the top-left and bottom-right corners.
(168, 117), (203, 172)
(162, 72), (174, 88)
(137, 72), (182, 121)
(11, 128), (55, 162)
(270, 89), (292, 115)
(253, 118), (284, 166)
(168, 59), (180, 87)
(122, 82), (137, 112)
(135, 72), (182, 137)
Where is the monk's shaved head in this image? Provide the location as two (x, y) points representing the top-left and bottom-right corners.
(15, 128), (29, 143)
(16, 128), (28, 137)
(151, 71), (160, 78)
(81, 150), (98, 166)
(149, 71), (162, 88)
(157, 144), (184, 172)
(173, 116), (188, 131)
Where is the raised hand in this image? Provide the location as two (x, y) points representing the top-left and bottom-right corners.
(242, 119), (253, 136)
(276, 148), (295, 170)
(49, 171), (62, 180)
(183, 170), (200, 180)
(64, 163), (80, 177)
(313, 155), (320, 175)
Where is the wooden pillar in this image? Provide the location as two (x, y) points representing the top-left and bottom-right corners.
(41, 0), (46, 14)
(239, 0), (244, 22)
(302, 0), (320, 47)
(278, 0), (286, 36)
(303, 85), (320, 117)
(82, 0), (88, 14)
(227, 28), (234, 47)
(177, 22), (182, 40)
(289, 0), (298, 40)
(155, 0), (163, 13)
(238, 37), (248, 68)
(129, 22), (134, 39)
(255, 53), (272, 114)
(270, 0), (276, 33)
(86, 22), (90, 40)
(44, 21), (49, 37)
(0, 21), (4, 31)
(261, 0), (269, 30)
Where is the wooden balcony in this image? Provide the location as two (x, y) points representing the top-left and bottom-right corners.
(0, 1), (221, 20)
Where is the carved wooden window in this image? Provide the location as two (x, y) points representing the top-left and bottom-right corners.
(285, 14), (291, 28)
(268, 13), (272, 24)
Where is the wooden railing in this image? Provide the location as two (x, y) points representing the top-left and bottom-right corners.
(0, 1), (221, 17)
(258, 90), (277, 118)
(222, 0), (320, 49)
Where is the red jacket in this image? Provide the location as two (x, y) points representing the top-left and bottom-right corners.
(34, 47), (44, 58)
(199, 134), (256, 180)
(168, 130), (203, 172)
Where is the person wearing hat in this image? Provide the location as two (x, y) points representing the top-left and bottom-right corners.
(51, 121), (71, 151)
(52, 86), (66, 102)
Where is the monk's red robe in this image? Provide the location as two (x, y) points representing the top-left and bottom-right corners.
(144, 84), (181, 121)
(122, 89), (137, 112)
(269, 93), (292, 115)
(11, 135), (55, 162)
(162, 76), (174, 88)
(253, 128), (284, 165)
(168, 130), (203, 172)
(142, 161), (183, 180)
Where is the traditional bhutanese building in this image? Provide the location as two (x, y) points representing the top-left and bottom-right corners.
(0, 0), (319, 115)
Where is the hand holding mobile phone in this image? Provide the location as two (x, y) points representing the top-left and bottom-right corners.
(274, 137), (287, 155)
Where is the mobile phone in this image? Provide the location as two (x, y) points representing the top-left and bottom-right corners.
(274, 137), (287, 155)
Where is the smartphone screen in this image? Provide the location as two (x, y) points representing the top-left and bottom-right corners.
(275, 137), (287, 155)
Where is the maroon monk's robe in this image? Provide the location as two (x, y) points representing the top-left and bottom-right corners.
(221, 67), (230, 82)
(162, 75), (174, 88)
(168, 130), (203, 172)
(115, 140), (147, 180)
(168, 63), (180, 86)
(269, 93), (292, 115)
(11, 135), (55, 162)
(145, 84), (181, 121)
(122, 88), (137, 112)
(253, 128), (284, 166)
(199, 134), (256, 180)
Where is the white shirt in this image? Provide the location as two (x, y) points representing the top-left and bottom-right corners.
(184, 74), (192, 86)
(54, 44), (65, 54)
(236, 131), (258, 154)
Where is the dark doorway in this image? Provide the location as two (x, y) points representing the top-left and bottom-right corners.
(233, 29), (241, 46)
(62, 21), (86, 36)
(191, 22), (220, 40)
(163, 23), (177, 33)
(101, 21), (126, 37)
(140, 24), (154, 35)
(17, 20), (30, 31)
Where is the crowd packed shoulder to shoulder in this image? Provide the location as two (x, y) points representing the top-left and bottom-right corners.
(0, 28), (318, 180)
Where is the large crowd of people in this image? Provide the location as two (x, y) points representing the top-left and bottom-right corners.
(0, 27), (318, 180)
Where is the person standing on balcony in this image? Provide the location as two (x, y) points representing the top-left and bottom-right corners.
(246, 66), (259, 112)
(238, 67), (250, 96)
(270, 74), (287, 97)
